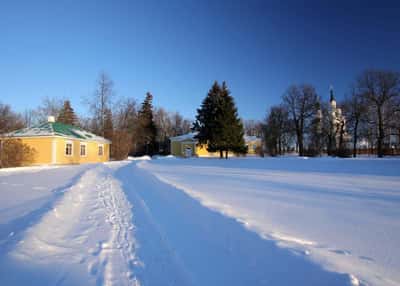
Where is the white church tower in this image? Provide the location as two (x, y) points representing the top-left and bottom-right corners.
(329, 85), (350, 152)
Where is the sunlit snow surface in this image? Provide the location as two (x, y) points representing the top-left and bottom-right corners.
(0, 157), (399, 286)
(140, 156), (400, 286)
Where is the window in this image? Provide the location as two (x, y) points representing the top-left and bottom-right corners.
(80, 143), (87, 157)
(65, 142), (73, 156)
(98, 144), (104, 156)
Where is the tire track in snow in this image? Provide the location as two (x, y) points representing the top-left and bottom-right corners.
(3, 164), (140, 286)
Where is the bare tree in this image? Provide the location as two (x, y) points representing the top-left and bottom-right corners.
(308, 99), (323, 156)
(244, 119), (263, 137)
(113, 97), (137, 131)
(342, 87), (368, 157)
(23, 109), (35, 127)
(357, 70), (400, 157)
(153, 109), (191, 154)
(87, 72), (114, 137)
(264, 105), (291, 156)
(112, 97), (137, 159)
(0, 102), (24, 134)
(283, 84), (318, 156)
(32, 96), (64, 124)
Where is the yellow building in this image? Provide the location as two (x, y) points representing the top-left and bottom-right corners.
(170, 132), (262, 157)
(4, 117), (111, 165)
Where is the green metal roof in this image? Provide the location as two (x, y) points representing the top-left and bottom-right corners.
(6, 121), (111, 143)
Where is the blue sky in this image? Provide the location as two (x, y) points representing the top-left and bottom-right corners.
(1, 0), (399, 121)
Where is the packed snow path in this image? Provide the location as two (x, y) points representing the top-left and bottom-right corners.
(0, 163), (140, 285)
(0, 157), (399, 286)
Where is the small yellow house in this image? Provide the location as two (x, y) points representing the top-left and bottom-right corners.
(170, 132), (262, 157)
(244, 135), (263, 155)
(4, 117), (111, 165)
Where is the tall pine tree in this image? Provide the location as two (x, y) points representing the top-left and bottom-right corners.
(193, 81), (246, 158)
(136, 92), (157, 156)
(193, 81), (221, 154)
(57, 100), (77, 125)
(218, 82), (247, 158)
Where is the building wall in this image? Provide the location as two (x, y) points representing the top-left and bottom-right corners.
(195, 144), (220, 157)
(55, 138), (109, 164)
(18, 137), (109, 165)
(171, 141), (197, 157)
(172, 140), (259, 157)
(170, 141), (182, 156)
(18, 137), (53, 164)
(246, 140), (262, 155)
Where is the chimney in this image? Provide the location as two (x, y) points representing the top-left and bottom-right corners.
(47, 116), (55, 123)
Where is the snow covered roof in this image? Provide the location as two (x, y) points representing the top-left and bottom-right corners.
(169, 132), (198, 142)
(244, 135), (261, 142)
(170, 132), (261, 143)
(6, 122), (111, 143)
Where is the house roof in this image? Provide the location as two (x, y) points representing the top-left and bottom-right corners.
(244, 135), (262, 142)
(6, 122), (111, 143)
(170, 132), (261, 143)
(169, 132), (198, 142)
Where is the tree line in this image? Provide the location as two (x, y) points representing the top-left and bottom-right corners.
(263, 69), (400, 158)
(1, 68), (399, 166)
(0, 72), (191, 163)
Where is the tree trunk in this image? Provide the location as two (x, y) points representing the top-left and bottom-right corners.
(298, 133), (304, 156)
(278, 136), (282, 155)
(225, 150), (228, 159)
(219, 150), (223, 159)
(377, 106), (384, 158)
(353, 120), (359, 157)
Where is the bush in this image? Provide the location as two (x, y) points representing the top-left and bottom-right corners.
(0, 138), (36, 168)
(111, 131), (132, 160)
(255, 145), (265, 157)
(336, 148), (352, 158)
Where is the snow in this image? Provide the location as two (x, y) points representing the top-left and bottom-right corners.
(139, 157), (400, 286)
(243, 135), (261, 142)
(169, 132), (198, 141)
(127, 155), (152, 161)
(0, 157), (399, 286)
(0, 163), (139, 285)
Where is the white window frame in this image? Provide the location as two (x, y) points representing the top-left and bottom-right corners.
(80, 142), (87, 157)
(65, 140), (73, 156)
(98, 144), (104, 156)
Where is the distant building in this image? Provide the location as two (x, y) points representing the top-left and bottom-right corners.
(2, 116), (111, 165)
(328, 86), (351, 151)
(169, 132), (262, 157)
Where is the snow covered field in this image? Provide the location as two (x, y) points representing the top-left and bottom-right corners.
(0, 157), (399, 286)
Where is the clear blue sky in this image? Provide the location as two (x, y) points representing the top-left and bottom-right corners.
(1, 0), (399, 121)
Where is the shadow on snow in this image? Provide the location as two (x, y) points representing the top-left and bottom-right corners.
(116, 162), (351, 286)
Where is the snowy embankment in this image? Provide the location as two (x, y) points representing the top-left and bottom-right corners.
(139, 157), (400, 286)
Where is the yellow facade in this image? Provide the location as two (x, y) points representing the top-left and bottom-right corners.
(171, 141), (250, 157)
(16, 136), (110, 165)
(246, 139), (262, 155)
(16, 137), (54, 164)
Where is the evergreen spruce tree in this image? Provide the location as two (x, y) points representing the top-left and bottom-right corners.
(193, 81), (246, 158)
(137, 92), (157, 155)
(218, 82), (247, 158)
(193, 81), (222, 155)
(57, 100), (77, 125)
